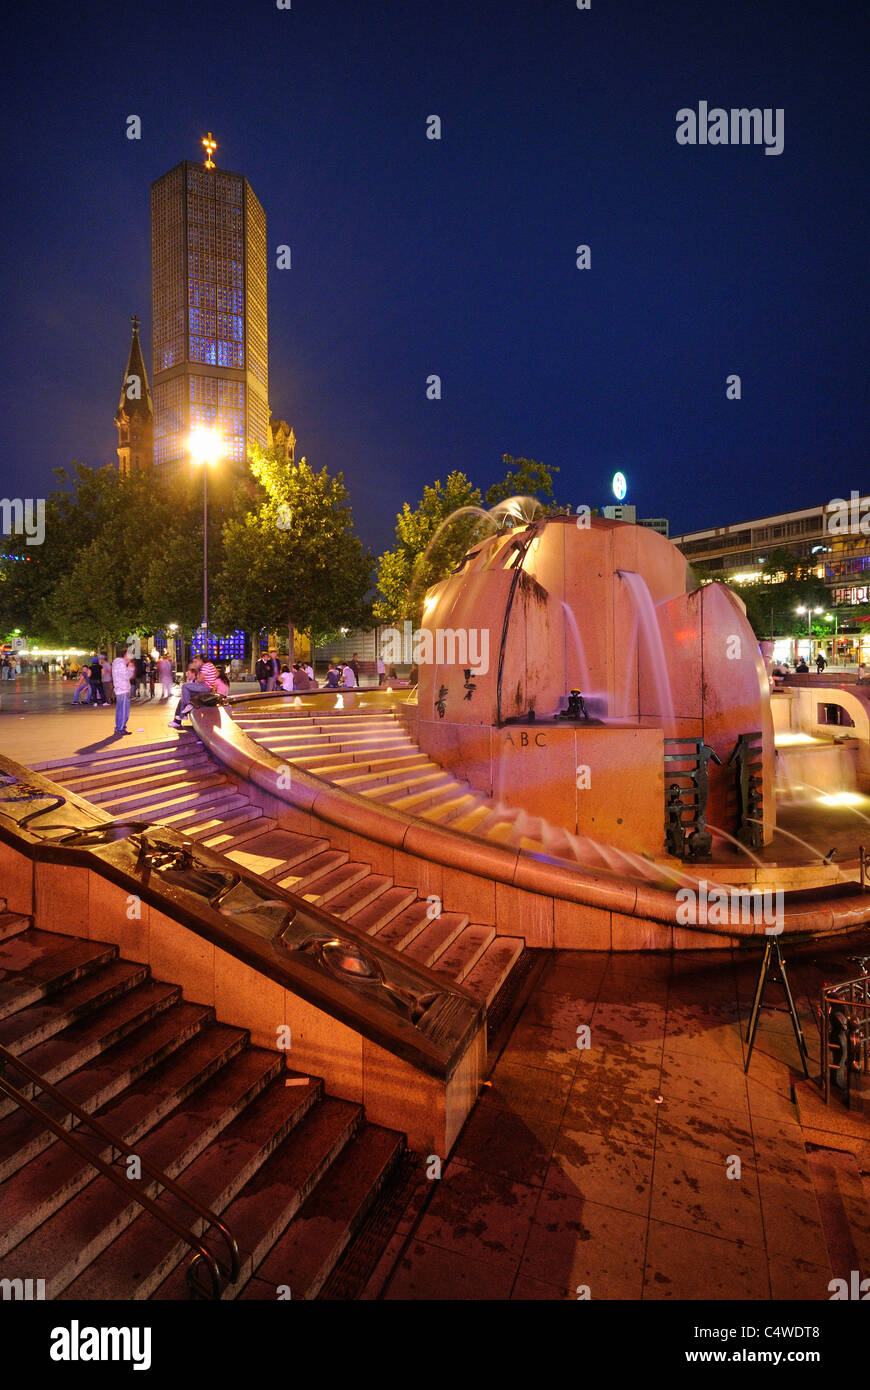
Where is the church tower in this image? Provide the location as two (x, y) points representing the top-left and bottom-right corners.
(115, 315), (154, 473)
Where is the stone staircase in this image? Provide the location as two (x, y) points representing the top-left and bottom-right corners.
(31, 734), (525, 1010)
(232, 705), (545, 845)
(0, 915), (406, 1300)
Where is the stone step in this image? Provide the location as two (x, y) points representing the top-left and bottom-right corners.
(31, 739), (195, 776)
(240, 1124), (404, 1300)
(227, 830), (331, 880)
(198, 811), (276, 850)
(304, 863), (371, 907)
(262, 738), (414, 764)
(0, 1008), (236, 1235)
(57, 1070), (323, 1301)
(401, 913), (469, 969)
(150, 1096), (363, 1299)
(0, 932), (119, 1023)
(58, 756), (213, 797)
(98, 773), (230, 815)
(350, 885), (419, 935)
(0, 959), (149, 1056)
(403, 783), (473, 817)
(421, 791), (482, 824)
(371, 900), (438, 952)
(129, 785), (246, 825)
(291, 744), (415, 773)
(0, 1048), (285, 1292)
(277, 850), (350, 895)
(321, 874), (393, 920)
(158, 796), (253, 833)
(0, 913), (30, 942)
(0, 1006), (232, 1212)
(0, 1004), (226, 1186)
(0, 980), (182, 1120)
(461, 937), (525, 1007)
(441, 803), (495, 834)
(365, 771), (452, 806)
(359, 768), (449, 801)
(330, 755), (432, 788)
(185, 804), (263, 840)
(378, 777), (459, 812)
(431, 923), (496, 985)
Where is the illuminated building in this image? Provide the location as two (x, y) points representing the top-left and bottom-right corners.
(151, 135), (269, 475)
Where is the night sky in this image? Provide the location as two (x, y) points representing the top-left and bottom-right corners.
(1, 0), (866, 556)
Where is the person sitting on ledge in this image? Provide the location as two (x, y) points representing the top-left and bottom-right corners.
(794, 658), (809, 673)
(169, 654), (217, 729)
(323, 661), (341, 689)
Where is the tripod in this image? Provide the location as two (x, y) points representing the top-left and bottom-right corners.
(744, 937), (809, 1077)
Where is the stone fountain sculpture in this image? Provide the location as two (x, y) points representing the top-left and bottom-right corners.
(413, 514), (775, 858)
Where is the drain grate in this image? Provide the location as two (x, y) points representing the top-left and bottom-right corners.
(318, 1147), (423, 1300)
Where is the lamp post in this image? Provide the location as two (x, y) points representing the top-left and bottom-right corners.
(795, 605), (823, 661)
(825, 612), (838, 665)
(188, 428), (222, 658)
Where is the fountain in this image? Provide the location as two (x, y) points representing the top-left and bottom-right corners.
(412, 512), (775, 857)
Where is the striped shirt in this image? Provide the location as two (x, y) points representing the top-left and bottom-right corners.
(200, 661), (218, 689)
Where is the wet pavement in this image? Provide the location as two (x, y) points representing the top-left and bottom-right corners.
(382, 942), (870, 1300)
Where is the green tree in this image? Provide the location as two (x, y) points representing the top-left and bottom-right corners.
(484, 454), (560, 509)
(738, 575), (831, 641)
(373, 472), (484, 627)
(212, 447), (373, 645)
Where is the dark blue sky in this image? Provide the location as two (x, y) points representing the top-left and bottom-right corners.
(1, 0), (866, 555)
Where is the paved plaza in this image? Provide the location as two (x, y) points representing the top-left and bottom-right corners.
(5, 673), (870, 1302)
(380, 945), (870, 1300)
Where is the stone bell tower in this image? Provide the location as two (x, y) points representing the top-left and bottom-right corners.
(115, 315), (154, 474)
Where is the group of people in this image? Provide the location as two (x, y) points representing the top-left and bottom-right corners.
(770, 653), (828, 686)
(254, 649), (363, 692)
(71, 651), (177, 707)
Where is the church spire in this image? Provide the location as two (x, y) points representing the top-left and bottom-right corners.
(115, 316), (154, 473)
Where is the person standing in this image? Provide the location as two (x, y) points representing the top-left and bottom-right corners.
(157, 651), (174, 701)
(89, 652), (107, 707)
(101, 656), (114, 705)
(350, 652), (360, 685)
(255, 652), (270, 691)
(267, 649), (281, 691)
(112, 647), (134, 735)
(377, 655), (386, 686)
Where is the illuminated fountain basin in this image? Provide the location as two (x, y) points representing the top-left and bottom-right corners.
(414, 514), (775, 856)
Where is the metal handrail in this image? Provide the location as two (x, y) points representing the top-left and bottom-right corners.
(0, 1043), (240, 1299)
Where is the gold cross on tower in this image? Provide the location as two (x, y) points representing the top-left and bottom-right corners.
(202, 132), (217, 169)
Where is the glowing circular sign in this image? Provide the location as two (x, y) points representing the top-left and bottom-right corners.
(612, 472), (627, 502)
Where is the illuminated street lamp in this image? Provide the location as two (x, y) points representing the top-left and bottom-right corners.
(188, 428), (222, 652)
(825, 611), (839, 658)
(795, 604), (823, 659)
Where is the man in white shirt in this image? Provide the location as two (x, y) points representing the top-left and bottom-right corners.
(111, 647), (134, 735)
(341, 663), (356, 688)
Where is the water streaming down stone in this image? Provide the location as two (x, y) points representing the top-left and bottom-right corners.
(616, 570), (675, 726)
(776, 742), (857, 797)
(560, 600), (593, 705)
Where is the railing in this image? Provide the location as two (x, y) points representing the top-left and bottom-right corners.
(819, 974), (870, 1107)
(0, 1043), (240, 1299)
